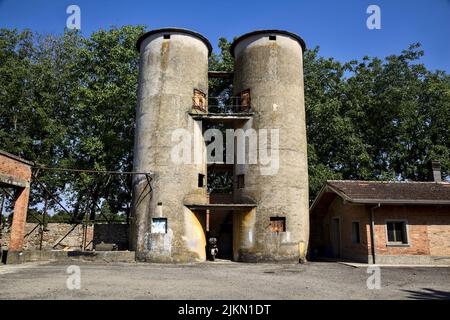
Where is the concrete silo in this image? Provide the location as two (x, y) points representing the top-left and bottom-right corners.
(230, 30), (309, 262)
(131, 28), (211, 262)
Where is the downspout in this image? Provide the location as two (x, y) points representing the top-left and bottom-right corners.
(369, 203), (381, 264)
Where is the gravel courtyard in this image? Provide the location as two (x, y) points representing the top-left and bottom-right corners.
(0, 261), (449, 300)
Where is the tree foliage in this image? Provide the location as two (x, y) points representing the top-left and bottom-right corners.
(0, 28), (448, 216)
(304, 44), (450, 199)
(0, 26), (144, 220)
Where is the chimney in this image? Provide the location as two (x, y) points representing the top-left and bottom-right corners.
(432, 161), (442, 182)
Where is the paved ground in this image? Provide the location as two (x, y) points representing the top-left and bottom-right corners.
(0, 260), (449, 299)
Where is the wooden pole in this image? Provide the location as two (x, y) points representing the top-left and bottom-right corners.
(0, 191), (5, 252)
(40, 195), (48, 251)
(0, 192), (5, 231)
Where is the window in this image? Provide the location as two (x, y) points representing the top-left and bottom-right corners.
(237, 174), (245, 189)
(270, 217), (286, 233)
(386, 221), (408, 244)
(192, 89), (207, 112)
(269, 35), (276, 41)
(163, 34), (171, 39)
(152, 218), (167, 234)
(351, 221), (360, 244)
(239, 89), (251, 110)
(198, 174), (205, 188)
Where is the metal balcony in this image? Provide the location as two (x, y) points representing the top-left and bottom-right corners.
(190, 96), (253, 124)
(206, 96), (252, 114)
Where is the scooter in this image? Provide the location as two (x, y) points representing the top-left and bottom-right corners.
(208, 237), (219, 261)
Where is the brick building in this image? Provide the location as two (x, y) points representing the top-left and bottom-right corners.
(309, 178), (450, 265)
(0, 150), (33, 264)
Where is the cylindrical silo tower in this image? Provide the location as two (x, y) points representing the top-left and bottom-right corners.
(231, 30), (309, 262)
(131, 28), (211, 262)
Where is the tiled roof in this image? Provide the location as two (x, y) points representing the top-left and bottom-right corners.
(326, 180), (450, 204)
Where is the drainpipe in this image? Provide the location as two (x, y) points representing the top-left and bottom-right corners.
(369, 203), (381, 264)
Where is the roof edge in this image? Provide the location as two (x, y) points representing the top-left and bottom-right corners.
(310, 180), (450, 213)
(326, 179), (450, 184)
(309, 184), (330, 213)
(351, 199), (450, 205)
(0, 149), (33, 166)
(136, 28), (212, 55)
(230, 29), (306, 57)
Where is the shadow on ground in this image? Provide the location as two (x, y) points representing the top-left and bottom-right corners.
(402, 288), (450, 300)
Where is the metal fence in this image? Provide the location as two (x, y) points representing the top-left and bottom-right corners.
(1, 167), (152, 252)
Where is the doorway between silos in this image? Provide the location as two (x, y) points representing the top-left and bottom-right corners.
(194, 209), (234, 261)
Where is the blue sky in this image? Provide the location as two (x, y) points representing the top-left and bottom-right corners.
(0, 0), (449, 71)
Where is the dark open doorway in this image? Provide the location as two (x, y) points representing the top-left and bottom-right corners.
(331, 218), (341, 259)
(208, 210), (233, 260)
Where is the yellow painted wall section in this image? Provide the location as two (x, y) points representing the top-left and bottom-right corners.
(232, 209), (256, 261)
(241, 208), (256, 248)
(299, 241), (306, 258)
(182, 208), (206, 261)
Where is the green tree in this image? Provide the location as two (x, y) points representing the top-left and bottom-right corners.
(1, 29), (448, 211)
(305, 43), (449, 200)
(68, 25), (145, 221)
(208, 37), (234, 97)
(0, 26), (145, 221)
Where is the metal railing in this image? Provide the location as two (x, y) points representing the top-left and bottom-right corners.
(192, 96), (252, 114)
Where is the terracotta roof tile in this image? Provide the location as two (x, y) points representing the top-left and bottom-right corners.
(326, 180), (450, 204)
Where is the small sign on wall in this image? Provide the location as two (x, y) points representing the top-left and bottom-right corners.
(152, 218), (167, 234)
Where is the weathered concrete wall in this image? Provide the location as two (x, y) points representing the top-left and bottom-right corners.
(132, 29), (210, 262)
(233, 208), (257, 261)
(231, 31), (309, 262)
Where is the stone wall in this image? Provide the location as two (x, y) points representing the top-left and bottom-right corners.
(1, 222), (130, 251)
(93, 223), (129, 250)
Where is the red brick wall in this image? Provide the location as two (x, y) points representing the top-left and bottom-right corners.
(329, 198), (370, 259)
(0, 153), (32, 253)
(0, 154), (31, 182)
(310, 197), (371, 261)
(311, 199), (450, 262)
(373, 205), (450, 257)
(428, 220), (450, 256)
